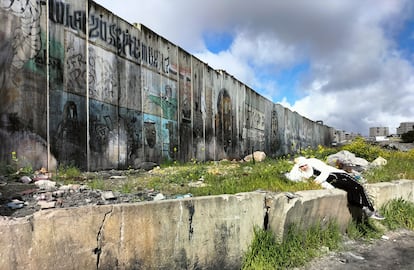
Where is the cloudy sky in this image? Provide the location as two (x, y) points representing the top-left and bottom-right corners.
(95, 0), (414, 135)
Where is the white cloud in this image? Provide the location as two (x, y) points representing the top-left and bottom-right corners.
(95, 0), (414, 135)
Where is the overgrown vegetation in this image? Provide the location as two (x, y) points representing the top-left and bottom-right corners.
(381, 198), (414, 230)
(401, 130), (414, 143)
(242, 198), (414, 269)
(3, 137), (414, 197)
(346, 218), (384, 241)
(102, 137), (413, 196)
(242, 221), (341, 269)
(0, 151), (33, 179)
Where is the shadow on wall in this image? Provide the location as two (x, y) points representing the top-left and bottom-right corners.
(0, 114), (57, 171)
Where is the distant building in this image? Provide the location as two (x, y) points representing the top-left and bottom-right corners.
(332, 130), (361, 144)
(397, 122), (414, 135)
(369, 127), (389, 137)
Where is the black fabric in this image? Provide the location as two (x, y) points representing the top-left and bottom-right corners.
(313, 169), (321, 176)
(325, 171), (374, 211)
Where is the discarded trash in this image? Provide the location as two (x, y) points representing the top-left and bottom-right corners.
(381, 235), (390, 240)
(7, 199), (25, 209)
(175, 194), (193, 199)
(153, 193), (165, 201)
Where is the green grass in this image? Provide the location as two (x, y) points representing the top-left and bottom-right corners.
(119, 142), (413, 197)
(346, 218), (384, 241)
(2, 138), (413, 198)
(242, 221), (341, 270)
(87, 177), (106, 191)
(243, 199), (414, 269)
(127, 158), (322, 197)
(381, 198), (414, 230)
(362, 153), (414, 183)
(53, 164), (82, 183)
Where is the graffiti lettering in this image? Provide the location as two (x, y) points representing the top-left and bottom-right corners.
(89, 14), (107, 41)
(34, 49), (62, 71)
(49, 0), (86, 33)
(50, 0), (163, 70)
(66, 52), (86, 90)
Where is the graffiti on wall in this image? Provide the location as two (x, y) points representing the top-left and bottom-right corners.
(0, 0), (42, 82)
(0, 0), (334, 170)
(179, 66), (192, 121)
(0, 0), (43, 112)
(270, 110), (280, 153)
(65, 33), (87, 94)
(143, 81), (178, 161)
(192, 68), (206, 160)
(88, 45), (118, 103)
(216, 89), (234, 156)
(53, 100), (86, 166)
(50, 0), (167, 71)
(148, 84), (177, 120)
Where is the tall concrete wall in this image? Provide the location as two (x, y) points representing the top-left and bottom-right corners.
(0, 0), (333, 171)
(1, 180), (413, 269)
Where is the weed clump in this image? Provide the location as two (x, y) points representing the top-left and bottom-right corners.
(242, 221), (341, 269)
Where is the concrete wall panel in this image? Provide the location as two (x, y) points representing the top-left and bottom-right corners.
(192, 58), (206, 161)
(0, 0), (334, 171)
(203, 67), (218, 160)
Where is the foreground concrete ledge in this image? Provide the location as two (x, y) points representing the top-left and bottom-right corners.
(265, 189), (351, 239)
(266, 179), (414, 240)
(0, 180), (413, 270)
(365, 179), (414, 208)
(0, 192), (266, 270)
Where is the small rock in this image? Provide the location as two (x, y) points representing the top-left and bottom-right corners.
(20, 176), (32, 184)
(35, 192), (53, 201)
(53, 190), (65, 197)
(68, 184), (81, 191)
(33, 174), (50, 181)
(371, 156), (388, 167)
(188, 181), (207, 188)
(381, 235), (390, 240)
(346, 252), (365, 260)
(109, 175), (127, 180)
(243, 151), (267, 162)
(38, 201), (56, 209)
(153, 193), (165, 201)
(58, 185), (71, 191)
(101, 191), (117, 200)
(35, 180), (57, 190)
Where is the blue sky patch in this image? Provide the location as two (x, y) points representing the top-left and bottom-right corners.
(202, 31), (234, 53)
(257, 61), (310, 103)
(395, 19), (414, 62)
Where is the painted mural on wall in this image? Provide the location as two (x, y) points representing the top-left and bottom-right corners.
(0, 0), (57, 170)
(0, 0), (333, 171)
(215, 89), (234, 159)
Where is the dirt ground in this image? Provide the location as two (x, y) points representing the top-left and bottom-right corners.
(0, 171), (162, 218)
(297, 229), (414, 270)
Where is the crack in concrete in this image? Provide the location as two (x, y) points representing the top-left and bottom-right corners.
(186, 202), (195, 241)
(264, 197), (270, 230)
(94, 207), (114, 269)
